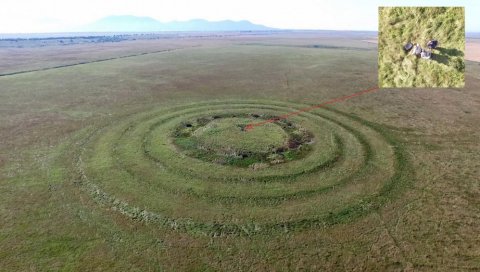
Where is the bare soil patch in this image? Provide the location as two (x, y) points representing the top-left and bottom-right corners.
(466, 39), (480, 62)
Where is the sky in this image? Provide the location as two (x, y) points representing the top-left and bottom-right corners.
(1, 0), (479, 33)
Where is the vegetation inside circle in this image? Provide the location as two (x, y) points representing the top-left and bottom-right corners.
(172, 114), (314, 168)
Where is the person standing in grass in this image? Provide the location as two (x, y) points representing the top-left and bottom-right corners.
(410, 43), (422, 56)
(404, 42), (413, 51)
(427, 40), (438, 49)
(421, 49), (432, 59)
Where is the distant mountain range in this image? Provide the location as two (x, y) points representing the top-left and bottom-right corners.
(79, 15), (274, 32)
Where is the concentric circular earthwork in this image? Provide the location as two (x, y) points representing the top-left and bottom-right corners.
(72, 100), (410, 236)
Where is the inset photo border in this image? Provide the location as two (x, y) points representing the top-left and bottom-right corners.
(378, 7), (465, 88)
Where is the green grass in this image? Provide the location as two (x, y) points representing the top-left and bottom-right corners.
(192, 117), (287, 153)
(378, 7), (465, 87)
(144, 104), (344, 181)
(62, 100), (401, 235)
(1, 35), (479, 270)
(174, 114), (314, 168)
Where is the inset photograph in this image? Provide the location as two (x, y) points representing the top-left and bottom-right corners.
(378, 7), (465, 88)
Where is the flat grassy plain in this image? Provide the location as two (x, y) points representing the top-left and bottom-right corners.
(466, 38), (480, 62)
(378, 7), (465, 88)
(1, 32), (479, 271)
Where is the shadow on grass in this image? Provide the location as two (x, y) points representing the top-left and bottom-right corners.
(432, 53), (450, 65)
(436, 47), (464, 57)
(430, 47), (464, 66)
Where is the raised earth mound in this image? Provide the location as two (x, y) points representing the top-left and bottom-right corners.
(174, 115), (313, 168)
(69, 100), (410, 236)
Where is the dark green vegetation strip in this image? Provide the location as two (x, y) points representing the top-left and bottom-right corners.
(239, 43), (374, 51)
(65, 100), (411, 236)
(111, 103), (366, 205)
(142, 106), (345, 183)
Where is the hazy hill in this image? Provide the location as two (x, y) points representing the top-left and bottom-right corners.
(81, 15), (274, 32)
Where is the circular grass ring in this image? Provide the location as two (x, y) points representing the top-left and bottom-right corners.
(171, 113), (312, 168)
(70, 100), (411, 236)
(143, 107), (345, 182)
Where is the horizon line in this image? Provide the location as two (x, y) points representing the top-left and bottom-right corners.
(3, 30), (480, 35)
(2, 30), (480, 36)
(0, 29), (381, 36)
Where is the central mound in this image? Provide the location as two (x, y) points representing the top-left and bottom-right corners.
(172, 114), (314, 168)
(192, 117), (288, 154)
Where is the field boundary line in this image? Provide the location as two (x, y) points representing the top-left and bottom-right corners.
(0, 46), (199, 77)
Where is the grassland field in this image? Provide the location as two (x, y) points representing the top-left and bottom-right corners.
(0, 31), (479, 271)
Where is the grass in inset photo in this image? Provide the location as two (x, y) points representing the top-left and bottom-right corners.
(378, 7), (465, 88)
